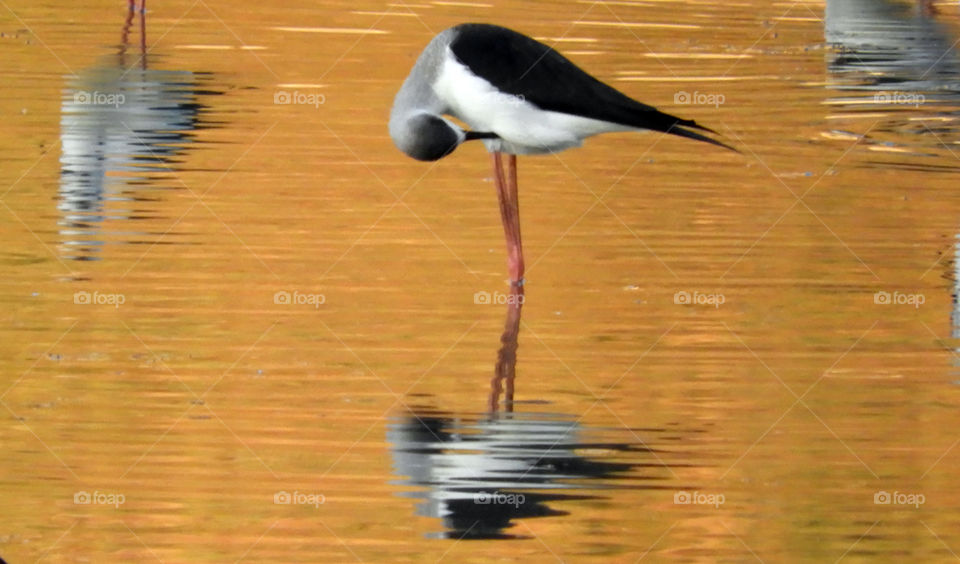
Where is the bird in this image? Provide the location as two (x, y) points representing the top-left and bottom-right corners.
(389, 23), (733, 286)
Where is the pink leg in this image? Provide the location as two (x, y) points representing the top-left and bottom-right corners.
(491, 152), (524, 285)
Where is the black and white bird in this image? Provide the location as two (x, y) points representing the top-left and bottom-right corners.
(390, 23), (733, 286)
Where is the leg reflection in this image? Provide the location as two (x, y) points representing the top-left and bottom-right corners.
(489, 285), (523, 413)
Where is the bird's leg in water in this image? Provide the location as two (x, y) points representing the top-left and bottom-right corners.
(492, 152), (524, 285)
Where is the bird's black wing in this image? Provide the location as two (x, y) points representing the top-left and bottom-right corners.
(449, 23), (732, 149)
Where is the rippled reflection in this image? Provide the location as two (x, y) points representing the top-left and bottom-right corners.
(389, 410), (651, 540)
(389, 288), (672, 539)
(58, 5), (213, 261)
(825, 0), (957, 94)
(823, 0), (960, 164)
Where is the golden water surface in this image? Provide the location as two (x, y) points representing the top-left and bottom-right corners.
(3, 0), (960, 561)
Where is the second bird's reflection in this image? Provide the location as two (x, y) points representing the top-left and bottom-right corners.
(58, 3), (216, 261)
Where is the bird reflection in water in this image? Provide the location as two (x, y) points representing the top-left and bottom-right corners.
(58, 1), (213, 261)
(826, 0), (954, 89)
(389, 286), (665, 539)
(823, 0), (960, 148)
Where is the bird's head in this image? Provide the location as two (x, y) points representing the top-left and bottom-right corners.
(391, 112), (466, 162)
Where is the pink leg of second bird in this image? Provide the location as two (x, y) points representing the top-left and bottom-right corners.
(491, 152), (524, 285)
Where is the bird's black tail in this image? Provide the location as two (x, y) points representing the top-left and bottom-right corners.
(663, 119), (738, 152)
